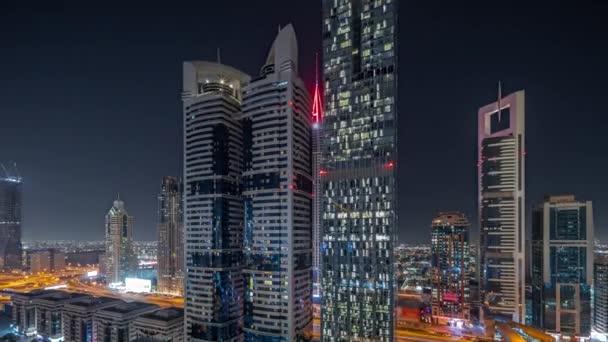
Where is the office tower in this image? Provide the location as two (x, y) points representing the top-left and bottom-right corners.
(594, 256), (608, 337)
(182, 60), (249, 341)
(530, 195), (593, 336)
(430, 212), (471, 322)
(321, 0), (398, 340)
(0, 168), (23, 270)
(104, 197), (136, 284)
(131, 308), (184, 342)
(478, 89), (525, 323)
(241, 24), (313, 341)
(157, 176), (184, 296)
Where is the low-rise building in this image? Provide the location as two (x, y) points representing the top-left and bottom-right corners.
(32, 291), (88, 340)
(93, 301), (158, 342)
(131, 307), (184, 341)
(62, 295), (121, 342)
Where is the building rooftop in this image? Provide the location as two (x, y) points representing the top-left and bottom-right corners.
(67, 295), (120, 308)
(138, 308), (183, 322)
(35, 291), (87, 303)
(100, 301), (157, 315)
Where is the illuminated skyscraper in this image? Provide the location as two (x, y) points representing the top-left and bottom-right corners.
(594, 256), (608, 338)
(104, 197), (136, 283)
(321, 0), (398, 340)
(430, 212), (471, 322)
(241, 24), (313, 341)
(157, 176), (184, 296)
(182, 61), (249, 341)
(478, 88), (526, 323)
(531, 195), (593, 336)
(0, 166), (22, 270)
(312, 53), (323, 300)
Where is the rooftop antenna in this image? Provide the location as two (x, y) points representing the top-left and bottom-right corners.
(278, 24), (281, 33)
(12, 162), (20, 179)
(0, 163), (7, 178)
(117, 192), (121, 201)
(217, 48), (221, 65)
(497, 81), (502, 121)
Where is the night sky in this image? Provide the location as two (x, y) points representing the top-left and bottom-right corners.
(1, 2), (607, 243)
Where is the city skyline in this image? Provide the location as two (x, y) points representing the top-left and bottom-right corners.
(1, 2), (608, 245)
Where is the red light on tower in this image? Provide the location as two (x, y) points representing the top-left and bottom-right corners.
(311, 51), (323, 125)
(386, 161), (395, 169)
(319, 169), (328, 175)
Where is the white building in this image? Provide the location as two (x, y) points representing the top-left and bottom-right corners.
(104, 197), (136, 284)
(241, 24), (313, 341)
(93, 301), (158, 342)
(478, 89), (526, 323)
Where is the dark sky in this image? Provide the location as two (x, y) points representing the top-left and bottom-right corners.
(1, 1), (607, 243)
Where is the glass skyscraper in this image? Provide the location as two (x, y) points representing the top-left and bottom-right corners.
(478, 89), (526, 323)
(157, 176), (184, 296)
(0, 169), (22, 270)
(321, 0), (398, 340)
(104, 197), (136, 283)
(594, 256), (608, 338)
(241, 24), (313, 341)
(430, 212), (471, 322)
(531, 195), (593, 336)
(182, 61), (249, 341)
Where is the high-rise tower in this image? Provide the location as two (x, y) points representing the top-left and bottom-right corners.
(321, 0), (398, 340)
(104, 197), (136, 283)
(182, 61), (249, 341)
(0, 165), (22, 270)
(478, 88), (526, 323)
(531, 195), (593, 336)
(241, 24), (313, 341)
(430, 212), (471, 322)
(312, 52), (323, 300)
(594, 256), (608, 338)
(157, 176), (184, 296)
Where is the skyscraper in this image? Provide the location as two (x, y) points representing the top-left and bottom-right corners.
(531, 195), (593, 336)
(478, 89), (526, 323)
(321, 0), (398, 340)
(0, 167), (22, 270)
(430, 212), (471, 322)
(182, 60), (249, 341)
(157, 176), (184, 296)
(594, 256), (608, 338)
(104, 197), (136, 284)
(312, 53), (323, 302)
(241, 24), (313, 341)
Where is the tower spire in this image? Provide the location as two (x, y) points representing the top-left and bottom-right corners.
(217, 48), (221, 64)
(497, 81), (502, 120)
(312, 51), (323, 125)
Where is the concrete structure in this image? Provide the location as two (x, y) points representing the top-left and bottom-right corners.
(131, 307), (184, 341)
(594, 256), (608, 338)
(28, 249), (65, 273)
(321, 0), (398, 340)
(0, 171), (22, 270)
(156, 176), (184, 296)
(62, 295), (121, 342)
(9, 290), (53, 336)
(32, 291), (88, 340)
(182, 60), (249, 341)
(104, 197), (136, 283)
(478, 89), (526, 323)
(93, 301), (158, 342)
(430, 212), (471, 322)
(531, 195), (593, 336)
(241, 24), (313, 341)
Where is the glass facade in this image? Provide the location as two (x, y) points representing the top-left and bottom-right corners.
(0, 175), (22, 270)
(321, 0), (397, 340)
(531, 196), (593, 336)
(430, 213), (470, 321)
(104, 199), (136, 284)
(157, 176), (184, 296)
(594, 257), (608, 335)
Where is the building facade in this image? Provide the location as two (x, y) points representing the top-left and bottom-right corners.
(321, 0), (398, 340)
(594, 256), (608, 338)
(531, 195), (593, 336)
(104, 197), (136, 284)
(93, 301), (159, 342)
(182, 60), (249, 341)
(28, 249), (65, 273)
(131, 308), (184, 342)
(241, 24), (313, 341)
(157, 176), (184, 296)
(430, 212), (471, 322)
(478, 89), (526, 323)
(62, 295), (121, 342)
(0, 172), (23, 270)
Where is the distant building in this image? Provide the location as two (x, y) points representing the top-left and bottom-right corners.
(241, 24), (313, 340)
(93, 301), (158, 342)
(28, 249), (65, 273)
(182, 60), (249, 340)
(104, 197), (136, 283)
(0, 171), (23, 270)
(131, 307), (184, 342)
(66, 249), (105, 266)
(531, 195), (593, 336)
(62, 295), (121, 342)
(593, 256), (608, 337)
(430, 212), (471, 322)
(478, 89), (526, 323)
(156, 176), (183, 296)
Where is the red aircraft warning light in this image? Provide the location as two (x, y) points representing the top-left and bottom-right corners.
(311, 52), (323, 124)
